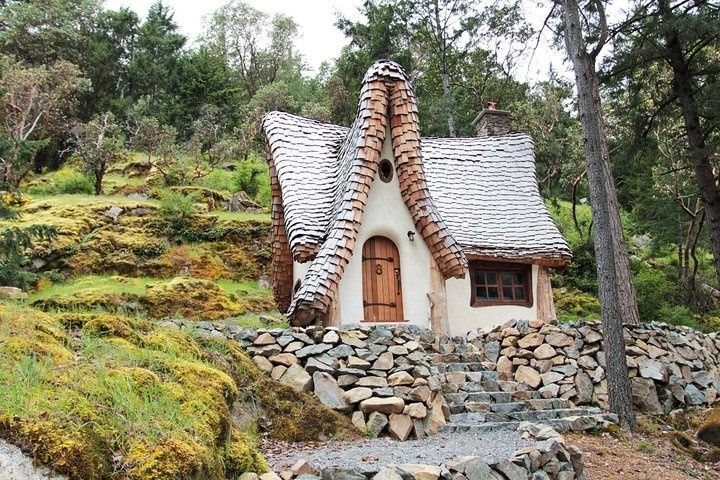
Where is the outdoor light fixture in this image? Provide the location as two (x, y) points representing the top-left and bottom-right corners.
(407, 230), (415, 242)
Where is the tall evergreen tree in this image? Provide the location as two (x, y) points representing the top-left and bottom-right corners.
(560, 0), (638, 430)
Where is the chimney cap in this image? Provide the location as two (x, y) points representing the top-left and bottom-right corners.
(471, 106), (511, 126)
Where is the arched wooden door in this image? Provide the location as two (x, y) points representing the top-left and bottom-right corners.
(362, 236), (404, 322)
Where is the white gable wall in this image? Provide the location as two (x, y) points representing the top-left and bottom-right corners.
(445, 265), (539, 335)
(335, 127), (434, 327)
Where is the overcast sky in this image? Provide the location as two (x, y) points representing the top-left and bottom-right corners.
(104, 0), (568, 82)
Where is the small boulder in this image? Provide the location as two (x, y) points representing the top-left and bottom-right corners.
(313, 372), (350, 411)
(280, 364), (313, 392)
(388, 371), (414, 386)
(344, 387), (373, 404)
(388, 413), (414, 441)
(359, 396), (405, 415)
(514, 365), (541, 389)
(366, 411), (389, 436)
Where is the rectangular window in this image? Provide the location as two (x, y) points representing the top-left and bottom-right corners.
(470, 262), (532, 307)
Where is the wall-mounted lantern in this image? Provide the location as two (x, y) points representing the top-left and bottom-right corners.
(407, 230), (415, 242)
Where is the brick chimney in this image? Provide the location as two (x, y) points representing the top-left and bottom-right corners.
(472, 102), (511, 136)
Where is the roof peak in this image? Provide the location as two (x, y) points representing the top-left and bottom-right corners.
(362, 60), (411, 85)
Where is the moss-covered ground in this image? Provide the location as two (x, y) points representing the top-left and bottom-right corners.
(0, 301), (356, 479)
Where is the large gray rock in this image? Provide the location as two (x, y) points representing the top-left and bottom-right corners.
(296, 343), (333, 359)
(464, 458), (502, 480)
(638, 358), (668, 382)
(372, 352), (394, 371)
(395, 465), (441, 480)
(631, 377), (662, 413)
(685, 384), (707, 405)
(0, 286), (27, 299)
(372, 468), (404, 480)
(344, 387), (373, 404)
(388, 413), (414, 441)
(366, 411), (389, 436)
(360, 397), (405, 415)
(514, 366), (541, 389)
(574, 371), (594, 404)
(280, 364), (313, 392)
(388, 371), (414, 386)
(484, 341), (501, 363)
(313, 372), (350, 411)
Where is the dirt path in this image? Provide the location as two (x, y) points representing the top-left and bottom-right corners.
(567, 432), (720, 480)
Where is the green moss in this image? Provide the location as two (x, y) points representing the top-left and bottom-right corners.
(123, 437), (214, 480)
(0, 417), (111, 479)
(224, 429), (269, 476)
(142, 277), (248, 320)
(698, 408), (720, 447)
(554, 287), (601, 321)
(0, 303), (269, 479)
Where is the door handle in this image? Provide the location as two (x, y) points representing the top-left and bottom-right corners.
(395, 267), (401, 291)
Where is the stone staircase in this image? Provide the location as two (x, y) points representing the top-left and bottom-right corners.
(432, 337), (618, 433)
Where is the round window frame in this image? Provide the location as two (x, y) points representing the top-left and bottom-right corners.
(379, 159), (394, 183)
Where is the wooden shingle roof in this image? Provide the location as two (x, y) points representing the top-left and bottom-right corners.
(262, 60), (570, 324)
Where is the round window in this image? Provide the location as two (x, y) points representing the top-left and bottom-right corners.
(379, 159), (394, 183)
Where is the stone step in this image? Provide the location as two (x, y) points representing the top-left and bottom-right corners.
(440, 413), (618, 434)
(436, 361), (487, 373)
(449, 406), (601, 424)
(485, 407), (603, 423)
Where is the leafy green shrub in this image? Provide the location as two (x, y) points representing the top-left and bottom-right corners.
(657, 304), (698, 327)
(198, 168), (237, 193)
(156, 190), (198, 241)
(1, 185), (56, 289)
(634, 266), (680, 322)
(26, 168), (94, 195)
(236, 156), (269, 200)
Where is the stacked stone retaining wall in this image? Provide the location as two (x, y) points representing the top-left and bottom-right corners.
(440, 318), (720, 414)
(178, 321), (448, 440)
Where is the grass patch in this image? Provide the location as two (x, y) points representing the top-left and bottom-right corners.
(212, 210), (270, 222)
(30, 275), (277, 321)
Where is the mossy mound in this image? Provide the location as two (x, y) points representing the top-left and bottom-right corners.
(1, 195), (270, 279)
(0, 302), (358, 479)
(32, 287), (142, 313)
(698, 408), (720, 447)
(168, 186), (231, 211)
(0, 303), (263, 479)
(554, 287), (601, 321)
(142, 277), (251, 320)
(30, 275), (276, 322)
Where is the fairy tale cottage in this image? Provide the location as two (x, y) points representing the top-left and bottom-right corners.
(262, 60), (571, 336)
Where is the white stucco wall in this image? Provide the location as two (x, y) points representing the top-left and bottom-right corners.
(335, 127), (434, 327)
(446, 264), (539, 335)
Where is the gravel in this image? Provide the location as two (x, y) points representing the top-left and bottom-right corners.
(0, 440), (67, 480)
(262, 430), (532, 473)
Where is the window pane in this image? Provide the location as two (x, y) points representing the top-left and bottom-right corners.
(486, 271), (497, 285)
(476, 287), (487, 300)
(487, 287), (499, 299)
(501, 272), (512, 285)
(515, 287), (526, 300)
(512, 272), (524, 285)
(503, 286), (513, 299)
(475, 271), (486, 285)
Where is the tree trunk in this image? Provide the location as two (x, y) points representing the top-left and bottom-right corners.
(433, 0), (456, 137)
(658, 0), (720, 286)
(441, 71), (456, 137)
(562, 0), (638, 430)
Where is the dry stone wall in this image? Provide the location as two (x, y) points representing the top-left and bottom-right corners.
(439, 318), (720, 415)
(189, 321), (450, 440)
